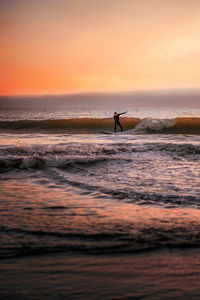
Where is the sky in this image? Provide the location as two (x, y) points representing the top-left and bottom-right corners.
(0, 0), (200, 95)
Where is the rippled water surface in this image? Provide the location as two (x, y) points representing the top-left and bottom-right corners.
(0, 132), (200, 258)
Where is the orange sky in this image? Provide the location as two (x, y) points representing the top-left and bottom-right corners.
(1, 0), (200, 95)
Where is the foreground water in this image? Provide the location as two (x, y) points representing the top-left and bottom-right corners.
(1, 248), (200, 300)
(0, 132), (200, 259)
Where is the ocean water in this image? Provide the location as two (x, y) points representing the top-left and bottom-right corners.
(0, 100), (200, 298)
(0, 105), (200, 121)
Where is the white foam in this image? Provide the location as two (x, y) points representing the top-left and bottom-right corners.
(133, 118), (176, 133)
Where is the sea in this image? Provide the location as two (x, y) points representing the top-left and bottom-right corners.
(0, 92), (200, 299)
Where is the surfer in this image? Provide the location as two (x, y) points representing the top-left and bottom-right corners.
(114, 111), (127, 132)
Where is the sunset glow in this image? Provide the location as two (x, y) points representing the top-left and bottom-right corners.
(1, 0), (200, 95)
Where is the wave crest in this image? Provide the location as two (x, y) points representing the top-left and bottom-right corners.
(133, 118), (176, 133)
(0, 117), (199, 134)
(0, 141), (199, 172)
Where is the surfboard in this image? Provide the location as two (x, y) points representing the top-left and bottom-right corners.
(100, 131), (113, 135)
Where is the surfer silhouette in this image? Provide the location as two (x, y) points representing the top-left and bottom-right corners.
(114, 111), (127, 132)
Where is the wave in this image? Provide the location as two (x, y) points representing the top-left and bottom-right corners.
(0, 141), (199, 172)
(0, 143), (130, 156)
(0, 117), (200, 134)
(1, 224), (200, 258)
(0, 225), (126, 240)
(0, 155), (117, 172)
(3, 241), (200, 259)
(0, 243), (160, 259)
(0, 117), (139, 133)
(133, 117), (200, 134)
(133, 118), (176, 132)
(48, 172), (200, 207)
(0, 143), (130, 171)
(1, 156), (199, 206)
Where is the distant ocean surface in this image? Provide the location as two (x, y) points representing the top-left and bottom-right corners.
(0, 90), (200, 120)
(0, 93), (200, 298)
(0, 102), (200, 121)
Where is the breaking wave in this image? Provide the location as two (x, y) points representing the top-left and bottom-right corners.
(133, 118), (176, 133)
(0, 141), (200, 172)
(0, 117), (139, 133)
(0, 117), (199, 134)
(131, 117), (200, 134)
(0, 140), (200, 173)
(0, 155), (117, 171)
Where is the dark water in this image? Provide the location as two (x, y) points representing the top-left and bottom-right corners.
(1, 249), (200, 300)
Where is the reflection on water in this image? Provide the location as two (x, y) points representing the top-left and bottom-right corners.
(1, 178), (200, 258)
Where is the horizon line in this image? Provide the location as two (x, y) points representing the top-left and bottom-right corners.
(1, 87), (200, 98)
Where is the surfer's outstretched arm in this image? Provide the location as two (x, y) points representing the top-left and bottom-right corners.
(119, 111), (127, 115)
